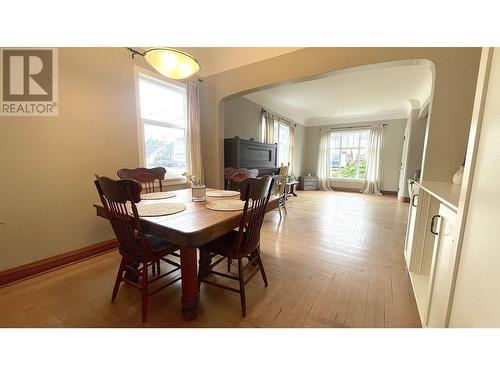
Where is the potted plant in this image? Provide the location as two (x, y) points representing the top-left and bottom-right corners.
(182, 172), (206, 201)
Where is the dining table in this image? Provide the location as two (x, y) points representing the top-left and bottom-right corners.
(94, 187), (278, 320)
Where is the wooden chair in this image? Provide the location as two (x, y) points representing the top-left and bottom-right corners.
(94, 176), (181, 322)
(117, 167), (166, 193)
(226, 168), (262, 272)
(198, 176), (274, 317)
(275, 163), (289, 219)
(225, 168), (262, 272)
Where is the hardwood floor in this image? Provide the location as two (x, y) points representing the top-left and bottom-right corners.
(0, 191), (421, 328)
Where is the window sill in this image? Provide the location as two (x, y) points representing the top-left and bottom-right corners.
(163, 177), (187, 185)
(148, 177), (188, 190)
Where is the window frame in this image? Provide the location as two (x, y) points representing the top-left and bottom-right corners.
(133, 66), (187, 182)
(273, 118), (291, 167)
(329, 128), (370, 181)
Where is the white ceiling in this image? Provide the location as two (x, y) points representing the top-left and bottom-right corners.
(179, 47), (302, 77)
(244, 62), (433, 126)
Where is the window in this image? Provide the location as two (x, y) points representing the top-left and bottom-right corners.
(137, 73), (187, 178)
(330, 129), (369, 179)
(274, 119), (290, 166)
(261, 114), (266, 142)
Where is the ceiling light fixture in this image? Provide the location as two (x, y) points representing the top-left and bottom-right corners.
(127, 47), (200, 80)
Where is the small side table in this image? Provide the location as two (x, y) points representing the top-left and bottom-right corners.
(298, 175), (318, 191)
(285, 181), (299, 199)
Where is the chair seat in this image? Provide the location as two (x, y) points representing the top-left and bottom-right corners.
(144, 234), (177, 253)
(200, 230), (252, 259)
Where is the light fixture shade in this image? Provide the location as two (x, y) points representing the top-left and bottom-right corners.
(144, 48), (200, 80)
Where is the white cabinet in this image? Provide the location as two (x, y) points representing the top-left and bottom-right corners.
(426, 203), (457, 327)
(404, 180), (460, 327)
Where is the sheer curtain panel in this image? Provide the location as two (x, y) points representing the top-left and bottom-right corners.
(263, 110), (275, 144)
(360, 124), (384, 195)
(186, 78), (204, 184)
(317, 128), (332, 191)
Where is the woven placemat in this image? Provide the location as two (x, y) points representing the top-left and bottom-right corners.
(205, 199), (245, 211)
(136, 202), (186, 217)
(206, 190), (240, 197)
(141, 191), (177, 200)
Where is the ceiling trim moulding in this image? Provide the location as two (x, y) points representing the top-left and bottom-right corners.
(304, 108), (410, 127)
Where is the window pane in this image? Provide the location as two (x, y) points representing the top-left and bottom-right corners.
(279, 124), (289, 145)
(342, 132), (354, 148)
(261, 116), (266, 142)
(353, 132), (360, 147)
(359, 147), (367, 162)
(144, 124), (186, 177)
(330, 148), (340, 177)
(139, 78), (185, 126)
(331, 133), (341, 148)
(277, 123), (290, 165)
(330, 148), (340, 168)
(360, 132), (369, 148)
(339, 149), (359, 178)
(340, 149), (349, 168)
(348, 149), (359, 177)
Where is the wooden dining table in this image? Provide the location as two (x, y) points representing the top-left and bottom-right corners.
(94, 187), (278, 320)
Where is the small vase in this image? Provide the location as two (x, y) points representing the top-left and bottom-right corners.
(192, 185), (206, 201)
(452, 166), (464, 185)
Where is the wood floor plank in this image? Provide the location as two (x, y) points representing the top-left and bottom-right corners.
(0, 190), (421, 328)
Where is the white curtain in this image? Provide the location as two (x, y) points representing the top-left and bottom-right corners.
(263, 110), (275, 144)
(361, 124), (384, 195)
(288, 124), (296, 176)
(186, 78), (204, 184)
(317, 128), (332, 191)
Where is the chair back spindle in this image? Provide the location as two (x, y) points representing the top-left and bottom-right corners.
(275, 163), (289, 195)
(117, 167), (166, 193)
(234, 176), (274, 255)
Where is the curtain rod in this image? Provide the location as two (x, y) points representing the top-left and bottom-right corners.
(261, 108), (298, 127)
(319, 123), (387, 131)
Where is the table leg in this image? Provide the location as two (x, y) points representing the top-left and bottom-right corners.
(180, 247), (200, 320)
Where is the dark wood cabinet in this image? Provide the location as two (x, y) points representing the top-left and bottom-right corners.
(224, 137), (279, 176)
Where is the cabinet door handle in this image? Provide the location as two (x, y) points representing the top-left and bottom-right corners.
(411, 194), (418, 207)
(430, 214), (441, 235)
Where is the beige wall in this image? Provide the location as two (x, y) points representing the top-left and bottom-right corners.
(0, 48), (155, 271)
(201, 48), (481, 190)
(303, 119), (406, 191)
(223, 96), (306, 176)
(449, 48), (500, 327)
(224, 96), (262, 141)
